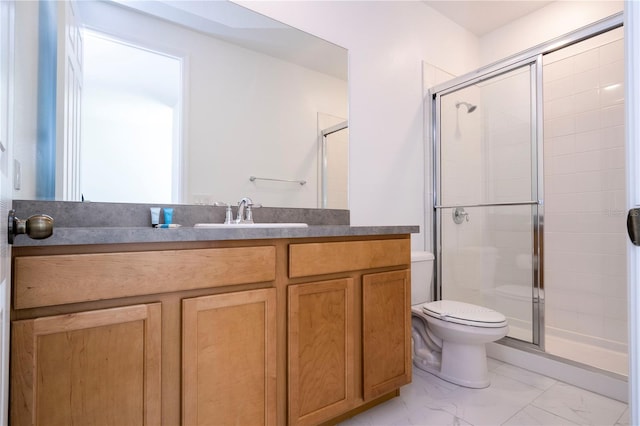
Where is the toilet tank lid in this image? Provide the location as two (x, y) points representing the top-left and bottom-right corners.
(411, 251), (434, 262)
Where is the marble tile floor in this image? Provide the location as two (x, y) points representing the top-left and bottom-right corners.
(339, 358), (629, 426)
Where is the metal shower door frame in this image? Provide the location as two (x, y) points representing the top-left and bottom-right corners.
(429, 12), (623, 351)
(432, 57), (543, 348)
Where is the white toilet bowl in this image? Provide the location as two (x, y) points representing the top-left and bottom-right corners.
(412, 300), (509, 388)
(410, 251), (509, 389)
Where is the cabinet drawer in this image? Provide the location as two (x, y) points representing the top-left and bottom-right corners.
(14, 246), (276, 309)
(289, 239), (409, 278)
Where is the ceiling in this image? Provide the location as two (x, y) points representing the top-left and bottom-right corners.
(423, 1), (555, 36)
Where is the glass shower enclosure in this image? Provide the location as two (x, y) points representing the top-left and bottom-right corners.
(431, 14), (627, 376)
(433, 62), (542, 346)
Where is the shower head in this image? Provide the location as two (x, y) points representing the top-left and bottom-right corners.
(455, 101), (477, 113)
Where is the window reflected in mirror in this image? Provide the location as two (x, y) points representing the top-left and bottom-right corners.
(81, 30), (182, 203)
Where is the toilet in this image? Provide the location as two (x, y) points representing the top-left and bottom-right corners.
(411, 251), (509, 388)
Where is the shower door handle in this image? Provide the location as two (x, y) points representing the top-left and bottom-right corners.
(627, 208), (640, 246)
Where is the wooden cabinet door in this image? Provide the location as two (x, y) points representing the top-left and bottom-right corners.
(288, 278), (355, 426)
(362, 270), (411, 401)
(182, 288), (277, 426)
(11, 303), (162, 426)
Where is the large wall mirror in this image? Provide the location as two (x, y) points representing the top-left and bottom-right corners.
(13, 0), (348, 209)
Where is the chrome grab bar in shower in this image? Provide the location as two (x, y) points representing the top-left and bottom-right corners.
(434, 200), (540, 209)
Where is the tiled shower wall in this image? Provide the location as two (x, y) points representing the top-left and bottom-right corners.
(543, 28), (627, 352)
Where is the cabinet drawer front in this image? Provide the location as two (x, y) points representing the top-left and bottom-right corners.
(289, 239), (409, 278)
(15, 246), (276, 309)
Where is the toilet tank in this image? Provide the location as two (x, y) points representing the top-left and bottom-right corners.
(411, 251), (435, 306)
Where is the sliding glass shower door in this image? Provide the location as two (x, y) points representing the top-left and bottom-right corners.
(542, 27), (627, 375)
(432, 15), (626, 374)
(434, 62), (542, 345)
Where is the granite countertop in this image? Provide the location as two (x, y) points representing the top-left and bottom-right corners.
(12, 225), (420, 247)
(11, 200), (418, 247)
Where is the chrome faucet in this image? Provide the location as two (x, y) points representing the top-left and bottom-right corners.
(235, 197), (261, 224)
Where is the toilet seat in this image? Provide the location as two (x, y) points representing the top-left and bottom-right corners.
(423, 300), (508, 328)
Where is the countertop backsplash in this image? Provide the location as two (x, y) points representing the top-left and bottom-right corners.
(12, 200), (350, 228)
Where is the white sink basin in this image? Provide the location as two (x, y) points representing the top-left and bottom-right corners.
(194, 223), (308, 229)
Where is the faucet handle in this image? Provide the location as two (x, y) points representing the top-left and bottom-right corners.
(244, 203), (262, 224)
(214, 202), (234, 224)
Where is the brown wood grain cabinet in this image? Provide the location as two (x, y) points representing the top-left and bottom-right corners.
(288, 278), (356, 426)
(10, 235), (411, 425)
(182, 288), (277, 426)
(287, 240), (411, 426)
(362, 270), (412, 401)
(11, 303), (162, 426)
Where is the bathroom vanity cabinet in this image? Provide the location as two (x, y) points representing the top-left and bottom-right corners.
(287, 240), (411, 426)
(11, 302), (163, 425)
(10, 234), (411, 425)
(182, 288), (277, 426)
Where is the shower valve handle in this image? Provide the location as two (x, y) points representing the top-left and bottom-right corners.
(452, 207), (469, 224)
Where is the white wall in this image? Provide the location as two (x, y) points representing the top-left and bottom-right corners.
(13, 1), (38, 199)
(82, 92), (175, 203)
(236, 1), (480, 250)
(479, 1), (623, 66)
